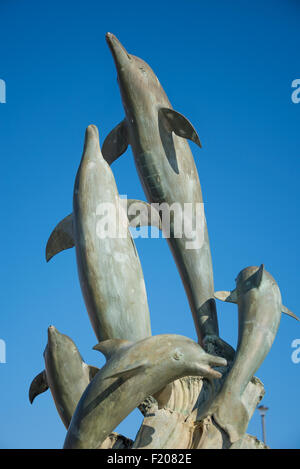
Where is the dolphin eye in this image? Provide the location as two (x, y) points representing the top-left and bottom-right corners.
(139, 67), (146, 74)
(172, 350), (183, 361)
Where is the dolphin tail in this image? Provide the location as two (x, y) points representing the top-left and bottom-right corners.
(46, 213), (74, 262)
(203, 334), (235, 362)
(29, 370), (49, 404)
(213, 393), (249, 444)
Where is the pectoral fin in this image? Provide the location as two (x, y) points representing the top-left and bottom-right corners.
(214, 290), (238, 304)
(282, 305), (299, 321)
(126, 199), (162, 230)
(46, 214), (74, 262)
(29, 370), (49, 404)
(159, 108), (202, 147)
(103, 363), (147, 381)
(101, 120), (129, 165)
(93, 339), (132, 360)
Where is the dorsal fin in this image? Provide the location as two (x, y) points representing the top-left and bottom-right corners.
(126, 199), (162, 230)
(159, 108), (202, 148)
(46, 213), (74, 262)
(282, 305), (299, 321)
(101, 120), (129, 165)
(214, 289), (238, 304)
(93, 339), (132, 360)
(29, 370), (49, 404)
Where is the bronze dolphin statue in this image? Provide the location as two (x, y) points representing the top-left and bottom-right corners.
(103, 33), (233, 359)
(46, 125), (161, 342)
(29, 326), (99, 428)
(63, 334), (227, 449)
(209, 264), (299, 443)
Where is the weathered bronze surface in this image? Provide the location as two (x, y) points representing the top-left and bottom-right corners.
(46, 126), (154, 343)
(103, 33), (234, 359)
(29, 326), (99, 428)
(63, 334), (226, 449)
(211, 265), (297, 443)
(29, 33), (297, 450)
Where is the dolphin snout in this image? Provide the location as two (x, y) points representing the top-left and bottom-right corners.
(106, 32), (131, 66)
(48, 325), (57, 334)
(207, 355), (227, 368)
(197, 354), (227, 379)
(47, 325), (58, 345)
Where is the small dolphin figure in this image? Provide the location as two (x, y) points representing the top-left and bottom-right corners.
(29, 326), (99, 428)
(46, 125), (160, 343)
(103, 33), (233, 358)
(63, 334), (227, 449)
(210, 264), (299, 443)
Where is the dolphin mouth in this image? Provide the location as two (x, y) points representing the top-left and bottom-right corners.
(199, 355), (227, 379)
(106, 32), (131, 68)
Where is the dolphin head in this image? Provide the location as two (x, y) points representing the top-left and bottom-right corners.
(106, 33), (166, 112)
(215, 264), (280, 305)
(170, 338), (227, 380)
(235, 264), (280, 299)
(45, 326), (83, 364)
(236, 265), (265, 293)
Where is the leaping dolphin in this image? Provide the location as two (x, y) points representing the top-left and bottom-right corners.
(46, 125), (161, 343)
(29, 326), (99, 428)
(208, 265), (299, 443)
(63, 334), (227, 449)
(103, 33), (233, 358)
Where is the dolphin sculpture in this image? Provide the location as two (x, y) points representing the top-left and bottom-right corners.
(46, 125), (161, 343)
(207, 264), (299, 443)
(103, 33), (233, 358)
(63, 334), (227, 449)
(29, 326), (99, 428)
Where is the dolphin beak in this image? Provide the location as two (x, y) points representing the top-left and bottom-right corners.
(208, 355), (227, 368)
(47, 325), (58, 346)
(106, 32), (131, 71)
(199, 354), (227, 379)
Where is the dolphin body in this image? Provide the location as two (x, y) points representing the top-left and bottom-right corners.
(209, 265), (299, 443)
(29, 326), (99, 428)
(63, 334), (227, 449)
(103, 33), (233, 358)
(46, 125), (160, 343)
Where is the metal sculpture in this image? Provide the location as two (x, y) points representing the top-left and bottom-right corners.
(29, 33), (298, 450)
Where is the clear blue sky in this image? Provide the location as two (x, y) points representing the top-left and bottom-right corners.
(0, 0), (299, 449)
